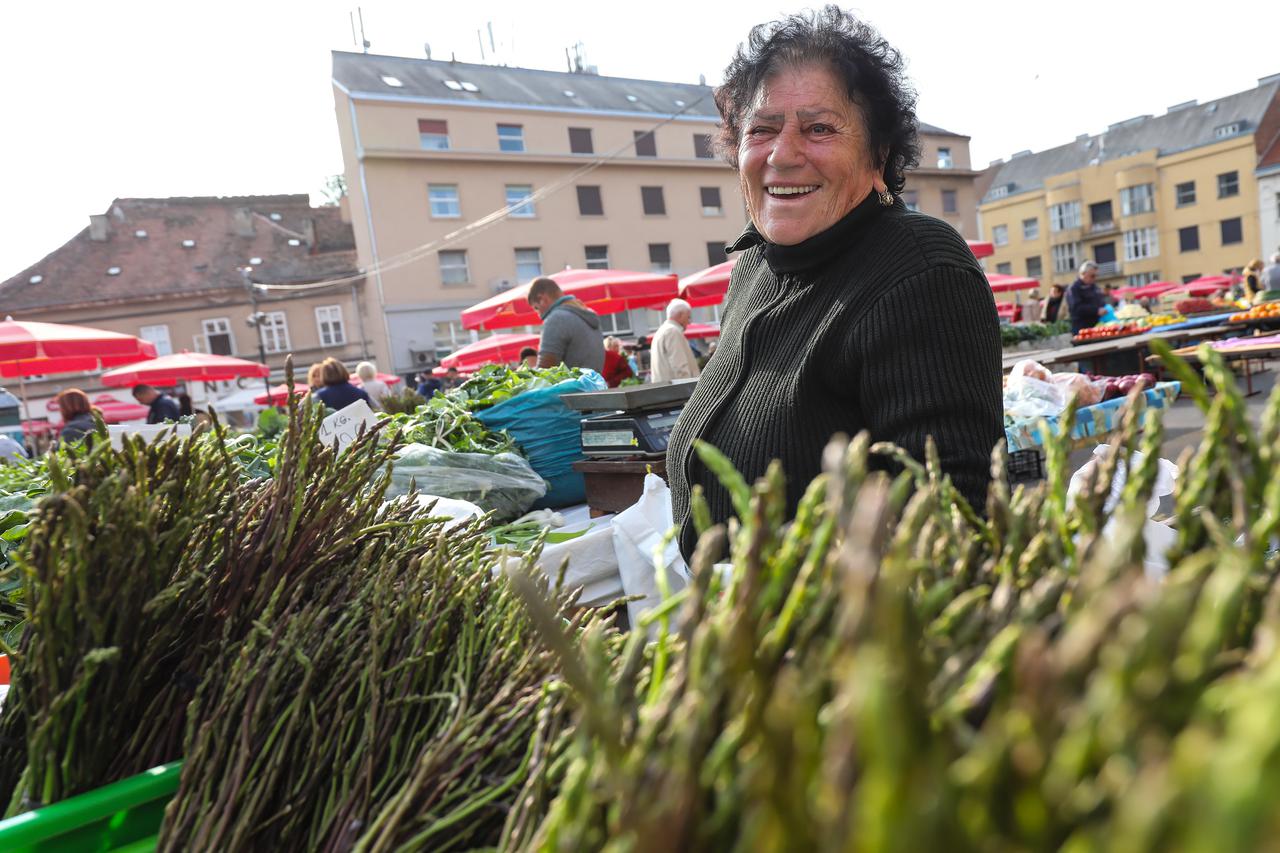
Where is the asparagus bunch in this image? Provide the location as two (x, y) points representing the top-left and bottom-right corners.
(511, 343), (1280, 851)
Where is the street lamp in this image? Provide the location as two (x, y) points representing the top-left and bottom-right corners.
(239, 266), (274, 397)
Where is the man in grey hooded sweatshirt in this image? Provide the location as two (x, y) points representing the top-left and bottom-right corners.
(527, 277), (605, 373)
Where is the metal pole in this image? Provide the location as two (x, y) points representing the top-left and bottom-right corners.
(242, 268), (273, 397)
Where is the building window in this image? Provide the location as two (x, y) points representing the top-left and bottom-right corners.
(1051, 242), (1082, 274)
(433, 320), (471, 361)
(1127, 271), (1160, 288)
(599, 312), (632, 336)
(428, 184), (461, 218)
(1049, 200), (1081, 232)
(585, 245), (610, 269)
(418, 119), (449, 150)
(700, 186), (722, 216)
(1220, 217), (1243, 245)
(1176, 181), (1196, 206)
(505, 184), (535, 218)
(1120, 184), (1154, 216)
(1182, 273), (1201, 283)
(1026, 256), (1043, 278)
(1214, 122), (1242, 138)
(201, 318), (235, 356)
(641, 186), (666, 215)
(568, 127), (594, 154)
(1123, 226), (1159, 261)
(1217, 171), (1240, 198)
(992, 224), (1008, 246)
(259, 311), (290, 354)
(996, 261), (1012, 275)
(902, 190), (919, 211)
(634, 130), (657, 157)
(693, 134), (714, 159)
(497, 124), (525, 152)
(1089, 200), (1114, 228)
(576, 185), (604, 216)
(707, 241), (727, 267)
(937, 147), (953, 169)
(439, 250), (470, 286)
(648, 243), (671, 273)
(941, 189), (958, 214)
(139, 324), (172, 357)
(1022, 217), (1039, 240)
(1178, 225), (1200, 252)
(315, 306), (346, 346)
(515, 247), (543, 281)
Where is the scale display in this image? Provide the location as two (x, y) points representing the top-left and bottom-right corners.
(580, 408), (683, 457)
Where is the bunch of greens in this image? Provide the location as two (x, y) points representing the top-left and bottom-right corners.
(379, 386), (427, 415)
(385, 392), (515, 455)
(1001, 318), (1070, 347)
(453, 364), (583, 411)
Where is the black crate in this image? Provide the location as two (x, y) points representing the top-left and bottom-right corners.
(1008, 448), (1044, 482)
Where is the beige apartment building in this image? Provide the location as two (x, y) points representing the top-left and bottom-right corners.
(979, 75), (1280, 296)
(331, 52), (983, 373)
(0, 195), (370, 417)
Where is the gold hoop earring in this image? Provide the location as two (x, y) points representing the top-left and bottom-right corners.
(878, 190), (894, 207)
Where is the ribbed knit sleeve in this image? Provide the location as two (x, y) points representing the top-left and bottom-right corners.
(852, 265), (1004, 510)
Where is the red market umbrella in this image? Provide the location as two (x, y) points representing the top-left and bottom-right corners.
(678, 259), (738, 308)
(683, 322), (721, 339)
(461, 269), (678, 331)
(968, 240), (995, 259)
(986, 273), (1040, 293)
(99, 351), (270, 387)
(432, 364), (478, 377)
(1181, 275), (1234, 295)
(89, 395), (151, 423)
(253, 373), (402, 406)
(1114, 281), (1178, 298)
(440, 333), (542, 369)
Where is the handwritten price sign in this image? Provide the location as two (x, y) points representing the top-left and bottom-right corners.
(318, 400), (378, 452)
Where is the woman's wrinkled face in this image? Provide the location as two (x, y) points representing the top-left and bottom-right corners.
(738, 63), (884, 246)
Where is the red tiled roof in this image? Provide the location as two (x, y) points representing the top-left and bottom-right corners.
(0, 195), (360, 313)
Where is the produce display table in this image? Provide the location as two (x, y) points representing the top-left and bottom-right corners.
(1028, 325), (1235, 375)
(1149, 333), (1280, 396)
(1005, 381), (1181, 453)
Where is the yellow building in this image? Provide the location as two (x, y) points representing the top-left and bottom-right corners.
(979, 76), (1280, 300)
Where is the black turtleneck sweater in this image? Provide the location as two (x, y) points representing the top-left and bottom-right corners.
(666, 193), (1004, 560)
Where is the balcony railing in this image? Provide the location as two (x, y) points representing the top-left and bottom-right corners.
(1089, 220), (1118, 235)
(1095, 261), (1123, 278)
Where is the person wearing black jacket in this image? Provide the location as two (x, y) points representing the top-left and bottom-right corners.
(1065, 261), (1107, 334)
(665, 8), (1004, 562)
(132, 384), (182, 424)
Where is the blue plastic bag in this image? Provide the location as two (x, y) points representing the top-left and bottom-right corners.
(1099, 305), (1118, 324)
(475, 369), (606, 508)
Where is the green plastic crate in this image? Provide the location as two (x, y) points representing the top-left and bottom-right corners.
(0, 762), (181, 852)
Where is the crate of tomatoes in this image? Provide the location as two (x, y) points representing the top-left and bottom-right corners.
(1072, 322), (1145, 344)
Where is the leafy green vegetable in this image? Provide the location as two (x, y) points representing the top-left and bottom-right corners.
(454, 364), (584, 410)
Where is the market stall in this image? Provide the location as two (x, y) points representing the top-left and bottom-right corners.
(462, 268), (678, 331)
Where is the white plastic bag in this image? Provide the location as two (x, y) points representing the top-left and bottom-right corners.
(612, 474), (690, 633)
(1003, 376), (1069, 419)
(386, 444), (547, 520)
(1067, 445), (1179, 580)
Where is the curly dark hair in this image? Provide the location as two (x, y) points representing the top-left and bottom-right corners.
(713, 6), (920, 194)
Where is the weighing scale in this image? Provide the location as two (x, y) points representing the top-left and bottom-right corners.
(561, 379), (698, 514)
(561, 379), (698, 458)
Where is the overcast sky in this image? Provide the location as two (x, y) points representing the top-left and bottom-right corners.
(2, 0), (1277, 281)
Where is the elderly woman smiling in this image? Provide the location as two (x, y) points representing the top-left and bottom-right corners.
(666, 7), (1004, 559)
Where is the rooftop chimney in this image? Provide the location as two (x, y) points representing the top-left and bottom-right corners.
(231, 207), (256, 237)
(88, 214), (111, 242)
(1259, 72), (1280, 87)
(1167, 99), (1197, 113)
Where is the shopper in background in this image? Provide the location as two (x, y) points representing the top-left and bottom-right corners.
(56, 389), (99, 445)
(311, 357), (373, 411)
(307, 362), (325, 389)
(415, 371), (444, 399)
(650, 299), (701, 383)
(0, 434), (26, 462)
(526, 277), (605, 372)
(355, 361), (390, 408)
(444, 367), (461, 388)
(519, 347), (538, 368)
(1042, 283), (1065, 323)
(1263, 253), (1280, 292)
(1065, 261), (1107, 334)
(132, 384), (181, 424)
(601, 336), (634, 387)
(1243, 259), (1265, 303)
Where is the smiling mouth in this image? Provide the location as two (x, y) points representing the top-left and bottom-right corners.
(766, 185), (818, 198)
